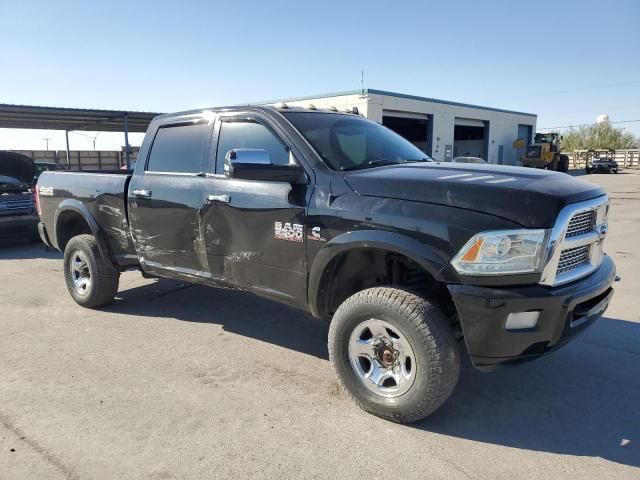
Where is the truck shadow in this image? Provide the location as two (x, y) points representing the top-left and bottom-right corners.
(418, 315), (640, 468)
(0, 241), (62, 260)
(108, 278), (639, 467)
(107, 278), (330, 360)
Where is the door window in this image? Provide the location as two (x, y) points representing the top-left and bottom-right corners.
(215, 120), (289, 172)
(147, 122), (210, 173)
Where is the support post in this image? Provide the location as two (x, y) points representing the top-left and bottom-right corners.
(123, 113), (131, 169)
(65, 130), (71, 167)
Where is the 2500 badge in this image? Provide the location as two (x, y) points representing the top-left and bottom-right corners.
(274, 222), (303, 242)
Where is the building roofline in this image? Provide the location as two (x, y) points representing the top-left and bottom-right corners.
(255, 88), (537, 118)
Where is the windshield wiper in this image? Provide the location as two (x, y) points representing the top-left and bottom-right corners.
(367, 159), (400, 167)
(341, 158), (431, 171)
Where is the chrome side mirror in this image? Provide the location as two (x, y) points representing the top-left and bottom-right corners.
(224, 148), (303, 183)
(224, 148), (271, 175)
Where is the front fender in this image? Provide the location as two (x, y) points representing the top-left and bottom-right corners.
(54, 199), (113, 266)
(307, 229), (457, 319)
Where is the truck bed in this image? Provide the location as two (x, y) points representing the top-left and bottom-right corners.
(37, 170), (138, 266)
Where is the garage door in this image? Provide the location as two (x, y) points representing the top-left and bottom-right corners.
(454, 118), (487, 160)
(382, 111), (432, 155)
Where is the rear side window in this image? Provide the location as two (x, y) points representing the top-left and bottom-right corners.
(215, 120), (289, 172)
(147, 122), (210, 173)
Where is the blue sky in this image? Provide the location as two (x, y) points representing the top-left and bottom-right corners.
(1, 0), (639, 150)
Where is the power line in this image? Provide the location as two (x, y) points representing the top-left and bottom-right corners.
(538, 119), (640, 130)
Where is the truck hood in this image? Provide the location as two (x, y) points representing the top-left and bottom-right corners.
(0, 151), (35, 185)
(343, 163), (604, 228)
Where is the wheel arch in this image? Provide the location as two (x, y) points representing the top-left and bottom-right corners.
(308, 230), (457, 320)
(54, 199), (113, 267)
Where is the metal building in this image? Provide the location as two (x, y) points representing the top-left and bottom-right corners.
(263, 89), (537, 165)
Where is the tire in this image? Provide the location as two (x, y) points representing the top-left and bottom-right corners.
(328, 287), (460, 423)
(558, 154), (570, 173)
(63, 234), (119, 308)
(585, 168), (591, 174)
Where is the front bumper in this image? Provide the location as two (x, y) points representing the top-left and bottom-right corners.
(448, 255), (616, 371)
(0, 213), (39, 239)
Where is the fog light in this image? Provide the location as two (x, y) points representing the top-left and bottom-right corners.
(505, 311), (540, 330)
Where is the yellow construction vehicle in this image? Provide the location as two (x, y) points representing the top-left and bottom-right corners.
(518, 133), (570, 172)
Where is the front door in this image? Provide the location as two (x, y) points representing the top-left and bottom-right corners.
(202, 114), (308, 306)
(128, 119), (211, 277)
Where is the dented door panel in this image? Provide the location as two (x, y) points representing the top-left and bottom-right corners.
(202, 175), (308, 307)
(128, 172), (206, 275)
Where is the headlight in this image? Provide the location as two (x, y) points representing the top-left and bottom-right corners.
(451, 229), (547, 275)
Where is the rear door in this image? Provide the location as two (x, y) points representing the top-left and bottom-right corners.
(202, 113), (309, 306)
(128, 116), (212, 277)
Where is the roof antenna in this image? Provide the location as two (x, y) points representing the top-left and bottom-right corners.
(360, 69), (365, 95)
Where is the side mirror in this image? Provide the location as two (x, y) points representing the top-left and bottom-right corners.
(224, 149), (305, 183)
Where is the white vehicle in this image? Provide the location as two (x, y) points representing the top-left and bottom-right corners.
(452, 156), (487, 164)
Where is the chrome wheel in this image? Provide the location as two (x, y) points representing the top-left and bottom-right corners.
(348, 318), (416, 398)
(69, 250), (91, 296)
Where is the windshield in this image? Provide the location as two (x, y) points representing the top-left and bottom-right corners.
(283, 111), (432, 171)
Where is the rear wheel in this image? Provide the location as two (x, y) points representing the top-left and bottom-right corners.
(63, 234), (119, 308)
(328, 287), (460, 423)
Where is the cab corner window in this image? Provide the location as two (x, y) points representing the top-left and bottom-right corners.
(147, 122), (210, 174)
(216, 120), (289, 172)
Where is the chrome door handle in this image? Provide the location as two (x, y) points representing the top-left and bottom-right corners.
(207, 194), (230, 204)
(132, 189), (152, 198)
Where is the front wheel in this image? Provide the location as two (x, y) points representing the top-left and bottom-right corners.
(64, 234), (119, 308)
(328, 287), (460, 423)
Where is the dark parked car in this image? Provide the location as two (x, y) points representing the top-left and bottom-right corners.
(36, 106), (615, 423)
(586, 157), (619, 174)
(0, 151), (39, 241)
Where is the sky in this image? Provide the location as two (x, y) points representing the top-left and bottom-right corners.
(0, 0), (639, 151)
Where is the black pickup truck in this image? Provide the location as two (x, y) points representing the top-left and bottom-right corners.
(36, 105), (615, 423)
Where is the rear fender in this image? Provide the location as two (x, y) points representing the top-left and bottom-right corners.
(54, 199), (114, 267)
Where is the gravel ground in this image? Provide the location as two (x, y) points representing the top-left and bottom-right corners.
(0, 171), (638, 479)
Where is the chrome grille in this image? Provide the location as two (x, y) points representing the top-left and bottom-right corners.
(557, 245), (590, 274)
(0, 198), (34, 211)
(540, 196), (609, 286)
(565, 210), (595, 238)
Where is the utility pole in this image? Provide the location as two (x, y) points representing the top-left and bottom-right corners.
(43, 137), (51, 151)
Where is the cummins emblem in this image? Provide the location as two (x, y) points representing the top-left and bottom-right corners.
(274, 222), (303, 242)
(307, 226), (327, 242)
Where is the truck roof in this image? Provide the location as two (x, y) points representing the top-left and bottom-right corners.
(153, 104), (360, 122)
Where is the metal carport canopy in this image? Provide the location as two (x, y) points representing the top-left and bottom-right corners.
(0, 103), (161, 132)
(0, 102), (163, 167)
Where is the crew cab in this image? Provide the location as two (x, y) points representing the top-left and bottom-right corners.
(36, 105), (616, 423)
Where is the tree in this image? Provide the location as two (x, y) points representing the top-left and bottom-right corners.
(561, 122), (639, 151)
